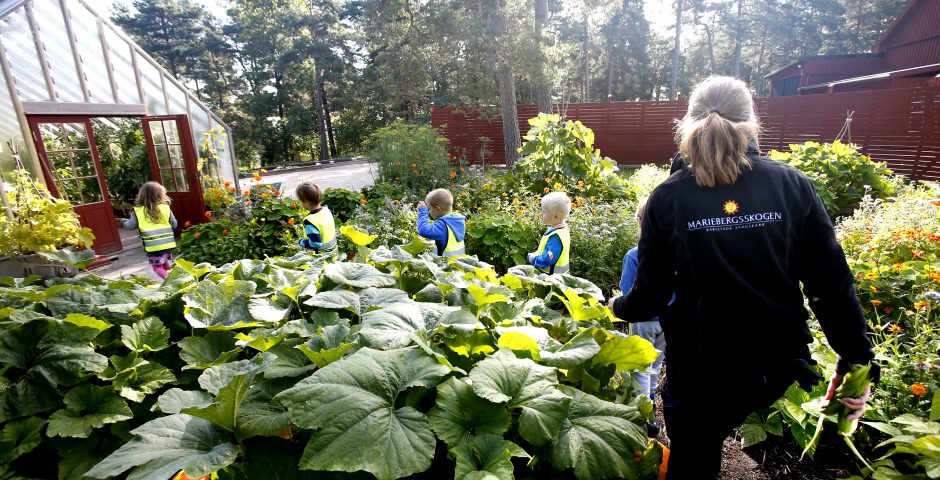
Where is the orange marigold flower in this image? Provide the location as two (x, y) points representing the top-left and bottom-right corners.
(590, 196), (596, 202)
(910, 383), (928, 396)
(224, 181), (231, 187)
(870, 286), (878, 293)
(291, 203), (298, 208)
(870, 299), (882, 307)
(194, 232), (201, 238)
(360, 199), (367, 204)
(205, 211), (212, 218)
(410, 163), (417, 168)
(288, 218), (296, 225)
(516, 209), (524, 215)
(229, 188), (236, 193)
(274, 190), (281, 196)
(253, 173), (261, 181)
(932, 200), (940, 207)
(244, 190), (251, 195)
(260, 168), (268, 173)
(543, 187), (550, 193)
(887, 324), (903, 335)
(884, 306), (894, 314)
(449, 171), (457, 179)
(184, 220), (191, 227)
(553, 182), (563, 191)
(222, 229), (228, 235)
(929, 271), (940, 283)
(915, 300), (929, 310)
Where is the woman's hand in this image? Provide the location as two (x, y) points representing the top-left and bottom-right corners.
(606, 295), (619, 313)
(826, 372), (871, 420)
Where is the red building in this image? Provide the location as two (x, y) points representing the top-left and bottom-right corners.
(765, 0), (940, 95)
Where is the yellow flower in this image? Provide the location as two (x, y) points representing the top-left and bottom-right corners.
(887, 324), (903, 335)
(914, 300), (928, 310)
(502, 192), (508, 197)
(553, 183), (562, 191)
(512, 198), (519, 204)
(870, 299), (882, 307)
(260, 168), (268, 173)
(910, 383), (928, 396)
(516, 209), (524, 215)
(410, 163), (417, 168)
(543, 187), (550, 193)
(360, 199), (367, 204)
(864, 272), (878, 279)
(483, 184), (491, 189)
(449, 171), (457, 179)
(870, 286), (878, 293)
(590, 196), (596, 202)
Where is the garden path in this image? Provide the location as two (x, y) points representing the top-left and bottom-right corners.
(83, 160), (377, 281)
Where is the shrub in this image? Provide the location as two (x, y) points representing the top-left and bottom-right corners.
(623, 164), (670, 202)
(322, 187), (360, 223)
(465, 207), (542, 271)
(0, 169), (94, 256)
(348, 197), (419, 248)
(511, 113), (628, 201)
(836, 184), (940, 420)
(768, 140), (896, 218)
(370, 121), (457, 198)
(568, 199), (639, 294)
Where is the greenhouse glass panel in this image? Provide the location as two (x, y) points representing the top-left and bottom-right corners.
(0, 9), (49, 101)
(32, 0), (83, 102)
(65, 0), (114, 103)
(104, 27), (139, 104)
(210, 118), (236, 181)
(0, 69), (30, 174)
(138, 56), (166, 115)
(167, 81), (187, 116)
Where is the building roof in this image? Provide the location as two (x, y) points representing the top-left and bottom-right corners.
(763, 54), (883, 80)
(873, 0), (920, 53)
(798, 62), (940, 92)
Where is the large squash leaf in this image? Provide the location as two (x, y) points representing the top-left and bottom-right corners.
(454, 434), (529, 480)
(0, 416), (45, 465)
(0, 320), (107, 422)
(182, 356), (270, 437)
(178, 332), (241, 370)
(593, 336), (659, 372)
(303, 289), (360, 315)
(428, 377), (511, 449)
(47, 385), (133, 438)
(323, 262), (396, 288)
(360, 302), (431, 349)
(274, 347), (450, 480)
(468, 348), (571, 446)
(183, 279), (259, 330)
(83, 414), (239, 480)
(549, 385), (647, 480)
(121, 317), (170, 353)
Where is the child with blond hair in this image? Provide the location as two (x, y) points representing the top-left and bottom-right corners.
(417, 188), (466, 257)
(528, 191), (571, 274)
(120, 181), (177, 279)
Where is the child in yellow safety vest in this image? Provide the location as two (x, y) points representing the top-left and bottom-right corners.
(417, 188), (466, 257)
(120, 181), (177, 279)
(295, 181), (338, 259)
(527, 191), (571, 275)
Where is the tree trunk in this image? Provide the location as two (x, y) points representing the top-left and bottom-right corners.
(313, 66), (329, 162)
(607, 47), (615, 101)
(732, 0), (742, 79)
(755, 28), (767, 96)
(704, 24), (716, 74)
(321, 84), (337, 157)
(498, 63), (521, 166)
(535, 0), (552, 113)
(583, 14), (590, 103)
(670, 0), (682, 101)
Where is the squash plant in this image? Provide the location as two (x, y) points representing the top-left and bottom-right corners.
(0, 228), (665, 480)
(0, 168), (94, 256)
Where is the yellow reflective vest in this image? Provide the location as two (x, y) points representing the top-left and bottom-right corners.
(303, 206), (338, 258)
(134, 204), (176, 253)
(533, 225), (570, 274)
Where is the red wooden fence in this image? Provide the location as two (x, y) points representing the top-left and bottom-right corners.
(431, 85), (940, 181)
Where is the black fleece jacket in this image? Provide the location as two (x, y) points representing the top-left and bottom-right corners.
(613, 152), (876, 382)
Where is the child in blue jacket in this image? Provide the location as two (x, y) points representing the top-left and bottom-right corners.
(417, 188), (466, 257)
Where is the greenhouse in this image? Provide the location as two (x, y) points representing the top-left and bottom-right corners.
(0, 0), (238, 254)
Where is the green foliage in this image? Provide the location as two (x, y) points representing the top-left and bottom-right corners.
(0, 169), (95, 256)
(512, 114), (628, 201)
(93, 119), (150, 214)
(568, 200), (639, 294)
(179, 188), (305, 265)
(623, 164), (671, 202)
(322, 187), (360, 223)
(0, 241), (660, 479)
(465, 208), (542, 271)
(769, 140), (897, 217)
(371, 121), (457, 198)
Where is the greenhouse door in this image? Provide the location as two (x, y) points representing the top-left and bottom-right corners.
(27, 117), (123, 255)
(141, 115), (206, 232)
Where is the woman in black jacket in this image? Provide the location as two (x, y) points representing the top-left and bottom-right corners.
(609, 76), (875, 479)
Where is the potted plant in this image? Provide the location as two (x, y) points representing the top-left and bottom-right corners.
(0, 165), (95, 279)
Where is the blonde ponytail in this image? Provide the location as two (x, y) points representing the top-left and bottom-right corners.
(675, 76), (760, 188)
